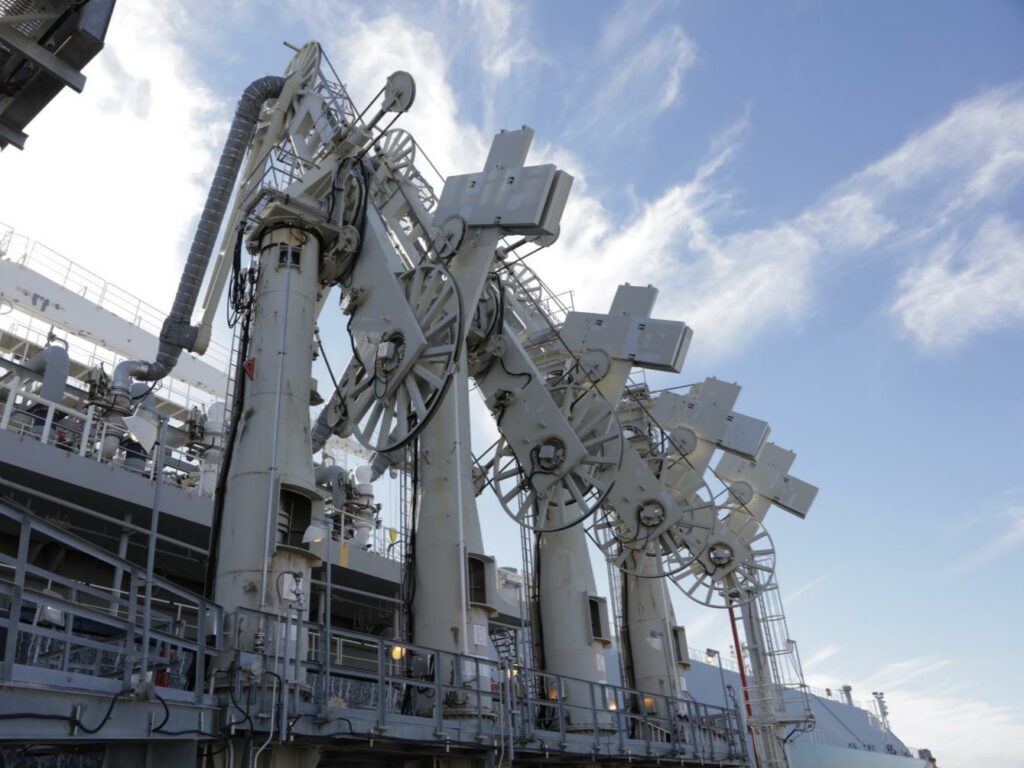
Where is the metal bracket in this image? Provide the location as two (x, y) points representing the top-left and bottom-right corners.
(0, 27), (87, 93)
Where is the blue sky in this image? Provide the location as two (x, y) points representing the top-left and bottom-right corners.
(1, 2), (1022, 765)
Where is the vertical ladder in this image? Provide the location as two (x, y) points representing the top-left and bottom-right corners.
(605, 556), (630, 688)
(733, 576), (815, 768)
(222, 322), (243, 424)
(757, 582), (814, 728)
(518, 521), (539, 698)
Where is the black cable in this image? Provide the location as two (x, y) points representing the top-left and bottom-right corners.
(204, 308), (251, 598)
(496, 354), (533, 391)
(500, 265), (727, 564)
(226, 222), (248, 329)
(151, 691), (220, 737)
(130, 380), (159, 403)
(315, 332), (346, 426)
(0, 687), (131, 734)
(202, 741), (229, 758)
(403, 437), (418, 634)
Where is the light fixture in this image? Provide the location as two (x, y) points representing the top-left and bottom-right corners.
(642, 696), (656, 713)
(302, 521), (330, 544)
(607, 698), (618, 711)
(40, 589), (65, 627)
(390, 645), (406, 661)
(705, 648), (719, 664)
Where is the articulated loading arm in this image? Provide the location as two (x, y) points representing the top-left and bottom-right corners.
(108, 44), (330, 407)
(311, 126), (574, 459)
(612, 379), (770, 704)
(481, 281), (760, 586)
(714, 444), (819, 768)
(108, 39), (446, 457)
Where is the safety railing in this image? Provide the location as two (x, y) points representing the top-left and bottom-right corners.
(691, 646), (744, 674)
(0, 221), (230, 375)
(0, 501), (222, 702)
(1, 315), (218, 418)
(231, 607), (747, 763)
(323, 505), (405, 562)
(0, 360), (207, 491)
(803, 683), (877, 713)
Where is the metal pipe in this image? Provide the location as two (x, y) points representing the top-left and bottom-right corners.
(111, 76), (286, 399)
(258, 255), (293, 610)
(321, 538), (334, 713)
(140, 417), (168, 681)
(25, 344), (70, 405)
(109, 511), (132, 615)
(729, 603), (761, 768)
(453, 366), (469, 656)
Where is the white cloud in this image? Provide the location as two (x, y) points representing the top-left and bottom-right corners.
(808, 653), (1024, 767)
(891, 216), (1024, 351)
(835, 85), (1024, 350)
(803, 644), (840, 670)
(784, 568), (838, 603)
(885, 688), (1024, 768)
(599, 0), (673, 53)
(455, 0), (541, 82)
(798, 192), (894, 252)
(545, 84), (1024, 357)
(851, 85), (1024, 215)
(534, 113), (824, 356)
(0, 1), (223, 310)
(574, 3), (696, 136)
(950, 499), (1024, 573)
(861, 656), (954, 690)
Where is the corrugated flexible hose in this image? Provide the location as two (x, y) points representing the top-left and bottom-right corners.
(112, 75), (286, 392)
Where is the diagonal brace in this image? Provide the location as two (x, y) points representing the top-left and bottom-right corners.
(0, 26), (86, 93)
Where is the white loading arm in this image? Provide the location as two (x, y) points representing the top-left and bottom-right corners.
(194, 46), (413, 354)
(479, 284), (692, 534)
(633, 380), (787, 607)
(653, 442), (817, 609)
(716, 442), (818, 522)
(315, 126), (575, 458)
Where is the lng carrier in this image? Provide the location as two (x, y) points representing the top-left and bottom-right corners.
(0, 4), (937, 766)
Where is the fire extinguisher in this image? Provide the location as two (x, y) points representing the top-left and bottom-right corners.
(155, 646), (170, 687)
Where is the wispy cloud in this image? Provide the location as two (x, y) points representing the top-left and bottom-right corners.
(573, 1), (696, 136)
(0, 1), (223, 309)
(885, 688), (1024, 768)
(861, 656), (955, 690)
(784, 568), (839, 603)
(455, 0), (541, 83)
(838, 84), (1024, 350)
(892, 216), (1024, 351)
(807, 652), (1024, 767)
(548, 84), (1024, 358)
(950, 499), (1024, 574)
(804, 644), (841, 670)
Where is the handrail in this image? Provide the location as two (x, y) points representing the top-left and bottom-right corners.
(231, 607), (746, 762)
(0, 500), (221, 702)
(0, 221), (230, 372)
